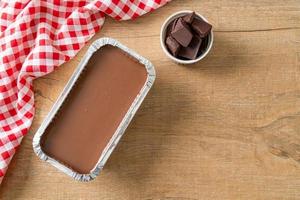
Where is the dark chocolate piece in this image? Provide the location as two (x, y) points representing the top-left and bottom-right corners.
(171, 18), (193, 47)
(166, 36), (180, 56)
(165, 18), (179, 38)
(166, 21), (173, 37)
(166, 18), (178, 36)
(172, 17), (179, 30)
(199, 35), (209, 54)
(191, 18), (212, 38)
(178, 36), (202, 60)
(183, 12), (195, 24)
(164, 11), (212, 60)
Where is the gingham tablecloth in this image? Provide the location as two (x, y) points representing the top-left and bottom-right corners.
(0, 0), (170, 184)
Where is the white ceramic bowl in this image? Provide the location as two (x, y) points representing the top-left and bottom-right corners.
(160, 10), (214, 64)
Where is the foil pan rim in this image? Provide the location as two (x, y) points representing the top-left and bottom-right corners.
(32, 37), (156, 182)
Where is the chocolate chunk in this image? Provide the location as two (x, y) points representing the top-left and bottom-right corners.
(199, 35), (209, 54)
(171, 18), (193, 47)
(191, 18), (212, 38)
(183, 12), (195, 24)
(166, 36), (180, 56)
(166, 22), (173, 36)
(178, 36), (202, 60)
(172, 18), (179, 30)
(164, 11), (213, 60)
(166, 18), (178, 36)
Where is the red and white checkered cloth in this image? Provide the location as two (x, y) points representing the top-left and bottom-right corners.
(0, 0), (170, 184)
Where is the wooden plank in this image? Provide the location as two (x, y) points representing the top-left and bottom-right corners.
(1, 0), (300, 199)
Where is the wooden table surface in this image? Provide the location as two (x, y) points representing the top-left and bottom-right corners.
(1, 0), (300, 199)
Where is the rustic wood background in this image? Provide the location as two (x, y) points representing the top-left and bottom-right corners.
(1, 0), (300, 199)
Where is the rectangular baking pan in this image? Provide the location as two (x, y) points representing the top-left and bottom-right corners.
(32, 37), (155, 181)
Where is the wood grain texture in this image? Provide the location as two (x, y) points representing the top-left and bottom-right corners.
(1, 0), (300, 199)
